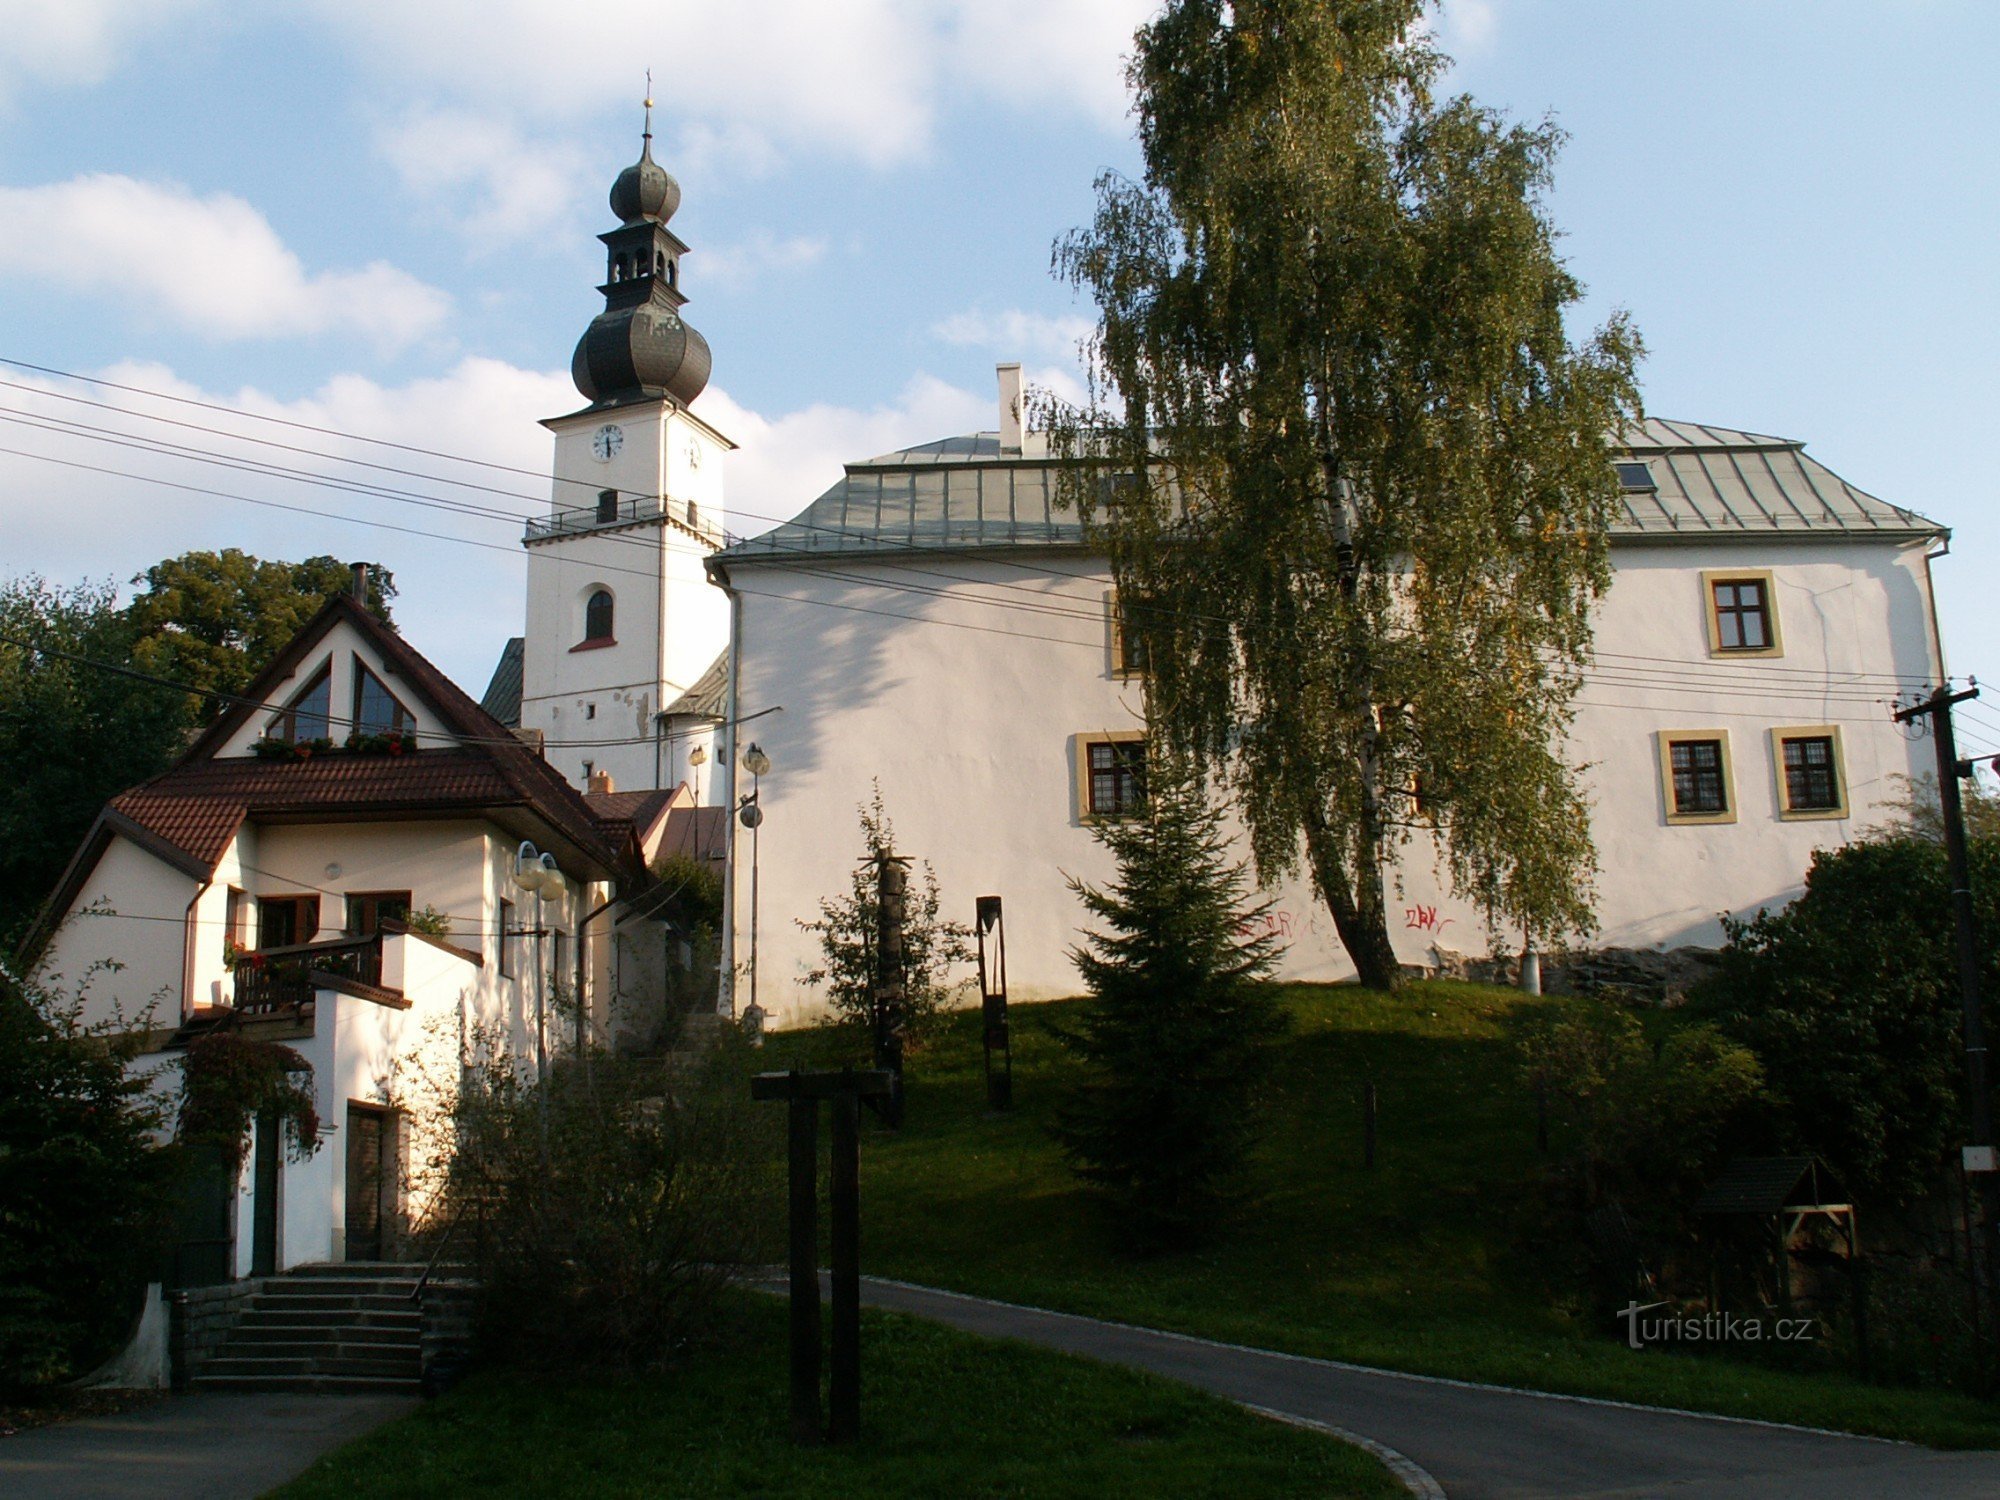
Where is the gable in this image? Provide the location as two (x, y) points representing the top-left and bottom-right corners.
(210, 617), (458, 759)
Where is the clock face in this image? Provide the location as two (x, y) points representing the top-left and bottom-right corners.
(591, 424), (624, 462)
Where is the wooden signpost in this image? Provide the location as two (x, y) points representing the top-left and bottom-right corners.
(751, 1067), (894, 1446)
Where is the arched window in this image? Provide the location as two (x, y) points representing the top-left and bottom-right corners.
(612, 255), (628, 281)
(665, 258), (676, 287)
(654, 251), (666, 278)
(584, 589), (614, 643)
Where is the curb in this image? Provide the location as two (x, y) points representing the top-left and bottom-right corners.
(1239, 1402), (1447, 1499)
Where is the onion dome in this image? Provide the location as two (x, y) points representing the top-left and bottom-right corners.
(609, 136), (680, 225)
(570, 102), (711, 409)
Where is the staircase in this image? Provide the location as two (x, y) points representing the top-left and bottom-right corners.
(190, 1264), (426, 1394)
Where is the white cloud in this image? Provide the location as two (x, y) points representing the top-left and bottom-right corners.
(932, 307), (1096, 361)
(376, 108), (590, 245)
(305, 0), (1154, 171)
(0, 175), (450, 349)
(1432, 0), (1499, 59)
(702, 232), (828, 291)
(0, 0), (206, 100)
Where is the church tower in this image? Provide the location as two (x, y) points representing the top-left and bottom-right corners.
(518, 106), (734, 794)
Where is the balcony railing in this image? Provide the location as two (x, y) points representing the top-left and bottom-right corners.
(232, 933), (383, 1013)
(524, 493), (730, 547)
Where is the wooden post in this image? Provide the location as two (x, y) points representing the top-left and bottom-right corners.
(786, 1094), (821, 1446)
(873, 853), (909, 1127)
(1363, 1080), (1377, 1170)
(829, 1088), (862, 1444)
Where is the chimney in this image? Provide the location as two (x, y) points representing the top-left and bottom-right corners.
(587, 768), (615, 795)
(997, 362), (1024, 455)
(349, 561), (369, 600)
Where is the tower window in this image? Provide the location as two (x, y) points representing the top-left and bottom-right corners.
(612, 255), (628, 281)
(654, 251), (666, 277)
(584, 589), (614, 643)
(597, 488), (618, 523)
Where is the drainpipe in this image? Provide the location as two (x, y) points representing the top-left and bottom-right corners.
(182, 879), (212, 1019)
(1923, 533), (1952, 685)
(711, 564), (743, 1019)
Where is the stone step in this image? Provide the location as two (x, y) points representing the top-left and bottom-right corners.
(192, 1372), (421, 1395)
(225, 1328), (416, 1352)
(203, 1351), (421, 1379)
(259, 1278), (421, 1300)
(234, 1307), (420, 1330)
(283, 1261), (429, 1279)
(216, 1338), (420, 1363)
(251, 1291), (419, 1314)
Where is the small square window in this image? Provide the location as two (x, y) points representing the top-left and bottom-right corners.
(1078, 734), (1146, 819)
(1773, 727), (1847, 819)
(1704, 572), (1782, 656)
(1658, 731), (1735, 825)
(1109, 591), (1154, 679)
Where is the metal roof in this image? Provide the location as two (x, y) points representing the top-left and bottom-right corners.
(664, 650), (728, 719)
(480, 636), (523, 727)
(715, 418), (1942, 566)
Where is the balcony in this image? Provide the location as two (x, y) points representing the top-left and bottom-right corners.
(231, 933), (384, 1014)
(523, 493), (730, 548)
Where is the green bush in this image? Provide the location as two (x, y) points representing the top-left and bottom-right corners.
(1694, 834), (2000, 1206)
(1051, 757), (1287, 1249)
(0, 970), (176, 1391)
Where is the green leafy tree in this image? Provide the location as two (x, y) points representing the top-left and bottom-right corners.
(126, 549), (395, 722)
(0, 578), (188, 943)
(0, 968), (176, 1390)
(797, 787), (972, 1048)
(1041, 0), (1642, 988)
(1052, 753), (1287, 1248)
(1694, 836), (1998, 1206)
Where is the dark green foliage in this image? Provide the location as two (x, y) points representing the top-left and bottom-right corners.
(0, 578), (189, 944)
(1052, 758), (1287, 1246)
(798, 787), (972, 1049)
(1694, 835), (1999, 1207)
(436, 1033), (777, 1370)
(177, 1026), (322, 1171)
(126, 549), (395, 721)
(0, 970), (175, 1391)
(1041, 0), (1642, 987)
(1513, 997), (1762, 1210)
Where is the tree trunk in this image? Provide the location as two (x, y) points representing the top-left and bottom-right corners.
(1305, 813), (1402, 991)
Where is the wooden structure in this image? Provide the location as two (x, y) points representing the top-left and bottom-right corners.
(751, 1067), (894, 1445)
(976, 895), (1011, 1110)
(1697, 1154), (1863, 1367)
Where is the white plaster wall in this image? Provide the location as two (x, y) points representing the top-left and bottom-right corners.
(34, 839), (199, 1029)
(723, 536), (1942, 1026)
(213, 621), (454, 759)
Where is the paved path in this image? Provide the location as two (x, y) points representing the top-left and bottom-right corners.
(0, 1391), (414, 1500)
(855, 1277), (2000, 1499)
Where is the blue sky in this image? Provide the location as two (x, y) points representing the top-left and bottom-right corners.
(1, 0), (1996, 754)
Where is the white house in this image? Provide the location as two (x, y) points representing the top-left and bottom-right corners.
(24, 584), (697, 1280)
(700, 371), (1949, 1026)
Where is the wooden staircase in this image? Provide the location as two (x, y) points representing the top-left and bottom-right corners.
(190, 1264), (430, 1394)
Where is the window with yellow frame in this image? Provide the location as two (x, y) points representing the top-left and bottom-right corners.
(1770, 725), (1847, 819)
(1702, 570), (1783, 657)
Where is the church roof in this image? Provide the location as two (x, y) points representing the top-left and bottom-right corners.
(664, 651), (728, 719)
(480, 636), (524, 727)
(714, 418), (1942, 566)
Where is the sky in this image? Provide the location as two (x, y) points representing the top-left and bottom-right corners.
(1, 0), (1996, 751)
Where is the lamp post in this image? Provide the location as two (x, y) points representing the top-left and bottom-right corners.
(512, 841), (561, 1085)
(739, 741), (771, 1043)
(689, 742), (708, 804)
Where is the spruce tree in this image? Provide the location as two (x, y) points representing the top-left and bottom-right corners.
(1053, 753), (1286, 1247)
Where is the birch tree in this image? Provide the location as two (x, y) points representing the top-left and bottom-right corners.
(1043, 0), (1643, 988)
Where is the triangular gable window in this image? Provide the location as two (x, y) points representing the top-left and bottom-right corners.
(353, 658), (412, 736)
(268, 661), (332, 744)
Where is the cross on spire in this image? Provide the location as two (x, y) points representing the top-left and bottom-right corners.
(643, 70), (653, 145)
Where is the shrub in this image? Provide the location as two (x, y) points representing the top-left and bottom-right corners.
(1693, 834), (2000, 1206)
(434, 1030), (778, 1369)
(0, 970), (176, 1391)
(796, 786), (972, 1048)
(1050, 755), (1287, 1249)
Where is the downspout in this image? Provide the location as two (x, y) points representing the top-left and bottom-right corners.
(182, 878), (212, 1020)
(1923, 532), (1952, 685)
(711, 560), (743, 1019)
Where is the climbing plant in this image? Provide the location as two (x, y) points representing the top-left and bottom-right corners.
(177, 1026), (323, 1170)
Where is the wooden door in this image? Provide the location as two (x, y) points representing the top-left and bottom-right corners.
(345, 1105), (384, 1262)
(251, 1109), (280, 1275)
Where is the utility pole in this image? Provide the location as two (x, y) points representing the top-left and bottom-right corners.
(1895, 685), (1998, 1334)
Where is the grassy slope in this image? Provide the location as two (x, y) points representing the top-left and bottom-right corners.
(773, 981), (2000, 1449)
(273, 1296), (1400, 1499)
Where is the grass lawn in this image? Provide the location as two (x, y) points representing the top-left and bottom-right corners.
(272, 1294), (1400, 1499)
(770, 980), (2000, 1449)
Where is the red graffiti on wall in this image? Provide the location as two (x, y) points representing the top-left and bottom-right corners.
(1238, 910), (1299, 943)
(1404, 904), (1452, 937)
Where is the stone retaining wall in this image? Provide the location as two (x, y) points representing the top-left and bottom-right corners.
(166, 1279), (263, 1389)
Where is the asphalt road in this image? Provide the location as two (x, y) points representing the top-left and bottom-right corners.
(855, 1277), (2000, 1499)
(0, 1390), (414, 1500)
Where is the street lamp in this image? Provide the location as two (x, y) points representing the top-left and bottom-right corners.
(512, 841), (562, 1085)
(739, 742), (771, 1043)
(688, 742), (708, 804)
